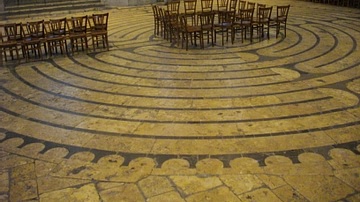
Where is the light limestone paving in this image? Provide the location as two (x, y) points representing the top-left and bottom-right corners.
(0, 0), (359, 201)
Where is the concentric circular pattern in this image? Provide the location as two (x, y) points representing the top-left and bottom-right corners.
(1, 0), (359, 169)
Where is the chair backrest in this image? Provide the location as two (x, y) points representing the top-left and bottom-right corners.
(167, 0), (180, 15)
(49, 18), (67, 36)
(199, 11), (215, 29)
(0, 30), (3, 43)
(0, 26), (6, 43)
(70, 16), (88, 33)
(277, 5), (290, 20)
(183, 0), (197, 26)
(218, 6), (236, 23)
(26, 20), (45, 38)
(184, 0), (197, 15)
(151, 4), (159, 18)
(92, 13), (109, 31)
(216, 0), (227, 12)
(227, 0), (238, 11)
(247, 2), (255, 9)
(256, 3), (266, 17)
(4, 23), (23, 42)
(238, 8), (254, 22)
(228, 0), (238, 12)
(238, 0), (246, 10)
(201, 0), (214, 13)
(179, 14), (190, 32)
(258, 7), (272, 21)
(158, 6), (165, 18)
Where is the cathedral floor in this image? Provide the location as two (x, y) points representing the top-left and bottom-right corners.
(0, 0), (359, 201)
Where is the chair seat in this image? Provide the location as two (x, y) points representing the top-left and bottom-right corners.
(46, 35), (65, 41)
(22, 37), (43, 62)
(277, 16), (287, 21)
(254, 18), (270, 23)
(185, 25), (201, 32)
(0, 41), (18, 47)
(52, 30), (66, 35)
(22, 37), (43, 45)
(69, 32), (87, 38)
(214, 22), (232, 27)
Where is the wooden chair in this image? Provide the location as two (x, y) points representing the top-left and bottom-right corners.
(272, 5), (290, 38)
(158, 7), (169, 39)
(214, 0), (238, 46)
(89, 13), (109, 51)
(22, 20), (45, 61)
(0, 28), (20, 63)
(4, 23), (23, 43)
(253, 6), (272, 40)
(68, 15), (89, 54)
(232, 8), (254, 43)
(179, 14), (201, 50)
(151, 4), (162, 36)
(198, 11), (215, 48)
(45, 18), (67, 56)
(164, 10), (181, 44)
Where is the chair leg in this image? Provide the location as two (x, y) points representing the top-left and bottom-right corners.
(105, 34), (109, 51)
(92, 36), (96, 52)
(250, 27), (253, 43)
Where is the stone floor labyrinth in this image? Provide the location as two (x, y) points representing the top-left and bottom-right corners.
(0, 0), (360, 201)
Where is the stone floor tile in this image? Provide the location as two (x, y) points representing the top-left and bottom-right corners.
(147, 191), (185, 202)
(186, 186), (240, 202)
(138, 176), (174, 198)
(334, 167), (360, 191)
(346, 193), (360, 202)
(284, 175), (355, 202)
(9, 179), (38, 201)
(195, 158), (224, 175)
(0, 169), (9, 194)
(170, 176), (223, 196)
(40, 183), (100, 202)
(273, 185), (309, 202)
(37, 175), (91, 194)
(256, 174), (286, 190)
(11, 162), (36, 181)
(220, 174), (264, 195)
(34, 160), (59, 178)
(238, 188), (282, 202)
(97, 182), (144, 202)
(0, 194), (9, 202)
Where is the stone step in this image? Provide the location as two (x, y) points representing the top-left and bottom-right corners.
(1, 0), (106, 20)
(5, 0), (101, 10)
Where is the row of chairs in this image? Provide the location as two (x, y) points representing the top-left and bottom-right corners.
(0, 13), (109, 63)
(152, 0), (290, 50)
(307, 0), (360, 8)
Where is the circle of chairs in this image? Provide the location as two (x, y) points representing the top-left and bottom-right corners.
(151, 0), (290, 50)
(0, 13), (109, 63)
